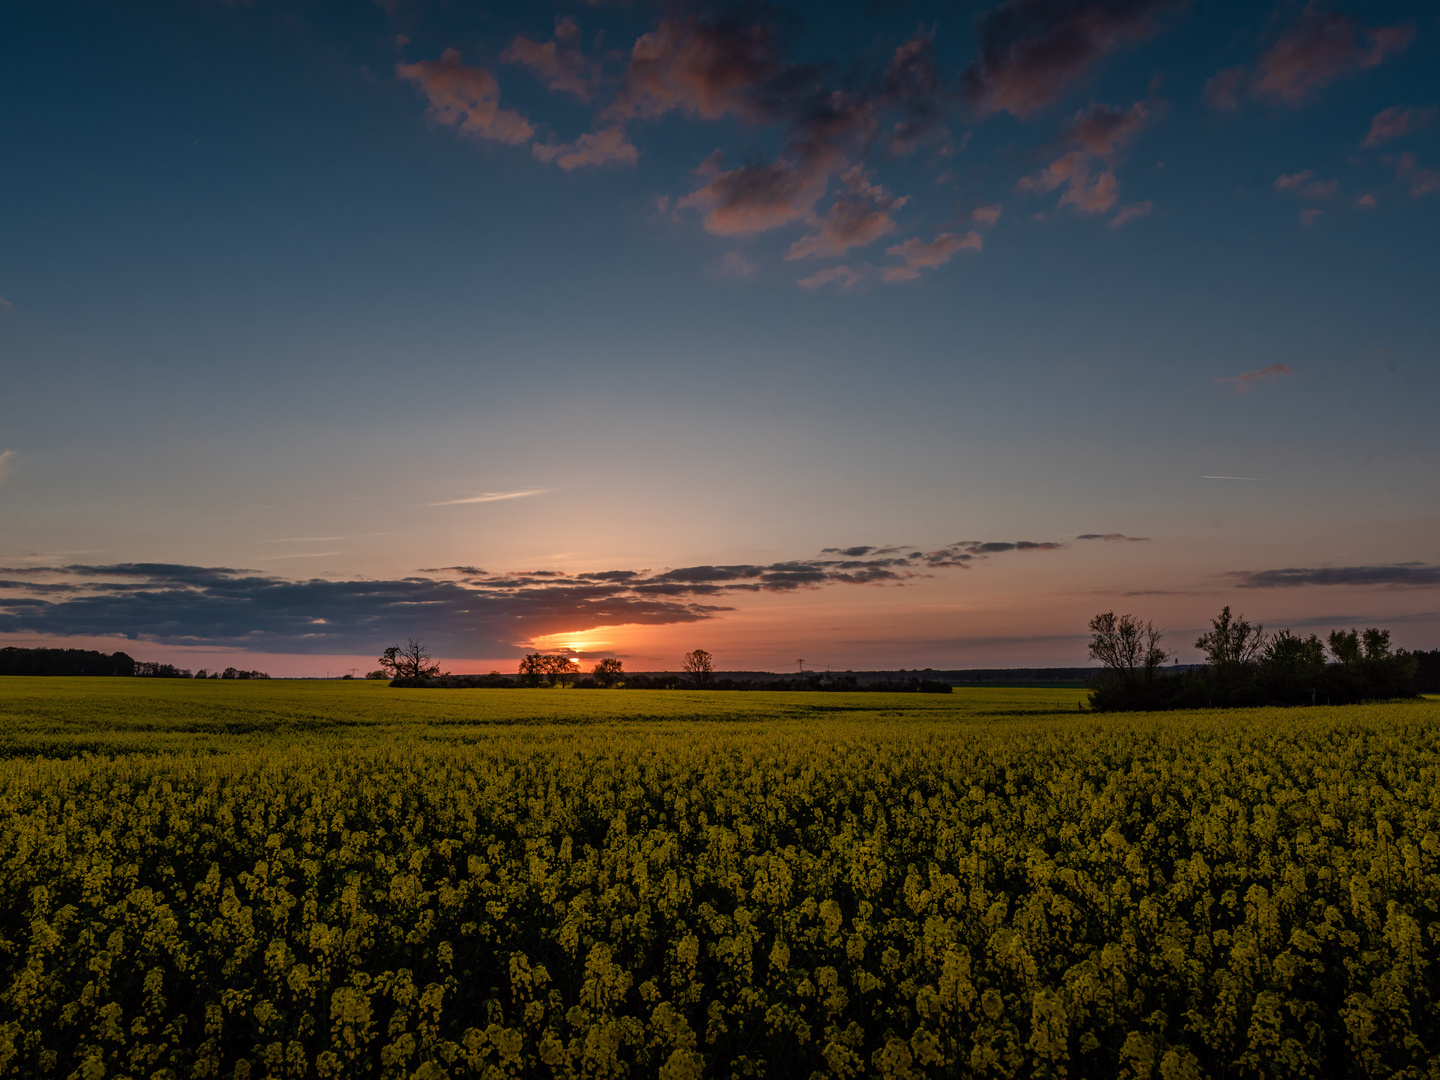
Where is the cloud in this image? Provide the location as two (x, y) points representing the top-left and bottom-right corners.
(1228, 564), (1440, 589)
(1298, 208), (1323, 226)
(785, 167), (907, 259)
(1061, 100), (1149, 156)
(397, 49), (535, 145)
(1210, 13), (1413, 111)
(882, 231), (982, 282)
(606, 14), (779, 124)
(427, 490), (547, 506)
(532, 127), (638, 170)
(1076, 533), (1149, 542)
(1108, 200), (1151, 227)
(0, 450), (14, 484)
(1015, 100), (1148, 217)
(0, 297), (11, 316)
(500, 16), (597, 103)
(962, 0), (1179, 119)
(1356, 193), (1377, 208)
(1203, 66), (1246, 111)
(1363, 105), (1436, 148)
(1016, 151), (1118, 214)
(972, 204), (1003, 226)
(882, 31), (948, 153)
(716, 251), (757, 278)
(1214, 363), (1293, 391)
(1396, 153), (1440, 198)
(0, 537), (1098, 654)
(678, 82), (876, 236)
(1274, 170), (1336, 199)
(798, 264), (866, 291)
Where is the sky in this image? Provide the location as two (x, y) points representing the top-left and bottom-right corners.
(0, 0), (1437, 677)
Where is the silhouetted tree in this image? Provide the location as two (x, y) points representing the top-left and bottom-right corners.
(592, 658), (624, 687)
(378, 639), (441, 681)
(1196, 606), (1266, 670)
(518, 653), (544, 687)
(1087, 612), (1168, 684)
(682, 649), (715, 688)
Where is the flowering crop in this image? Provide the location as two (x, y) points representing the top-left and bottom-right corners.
(1, 680), (1439, 1077)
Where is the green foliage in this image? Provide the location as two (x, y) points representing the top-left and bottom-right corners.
(1, 681), (1439, 1077)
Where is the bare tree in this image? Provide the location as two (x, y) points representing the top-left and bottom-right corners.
(1088, 612), (1168, 684)
(682, 648), (715, 688)
(377, 639), (442, 681)
(1195, 606), (1266, 669)
(592, 658), (624, 687)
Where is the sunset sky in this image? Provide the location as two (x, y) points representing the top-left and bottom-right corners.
(1, 0), (1437, 676)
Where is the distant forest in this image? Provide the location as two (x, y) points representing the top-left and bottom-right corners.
(0, 647), (268, 679)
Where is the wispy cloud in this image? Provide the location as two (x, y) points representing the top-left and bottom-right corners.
(397, 49), (535, 145)
(427, 489), (548, 506)
(1207, 12), (1412, 111)
(881, 231), (982, 282)
(0, 449), (14, 484)
(1363, 105), (1436, 149)
(1229, 564), (1440, 589)
(1215, 363), (1293, 391)
(1077, 533), (1149, 542)
(962, 0), (1180, 119)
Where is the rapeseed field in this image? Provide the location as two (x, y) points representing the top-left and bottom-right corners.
(1, 678), (1438, 1078)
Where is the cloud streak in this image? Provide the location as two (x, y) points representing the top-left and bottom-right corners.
(1215, 363), (1293, 391)
(427, 490), (548, 506)
(1229, 564), (1440, 589)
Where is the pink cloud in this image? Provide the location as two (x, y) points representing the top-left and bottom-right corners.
(962, 0), (1178, 119)
(1062, 100), (1149, 156)
(1016, 151), (1118, 215)
(1275, 170), (1337, 200)
(1204, 66), (1246, 111)
(1211, 13), (1414, 112)
(882, 231), (982, 282)
(1363, 105), (1436, 148)
(1356, 193), (1377, 208)
(717, 251), (758, 278)
(680, 148), (839, 236)
(396, 49), (535, 145)
(1107, 200), (1152, 228)
(532, 127), (638, 170)
(798, 265), (866, 291)
(1299, 208), (1323, 226)
(606, 16), (776, 124)
(1215, 363), (1294, 391)
(501, 16), (597, 103)
(971, 204), (1003, 226)
(1397, 153), (1440, 198)
(786, 167), (908, 260)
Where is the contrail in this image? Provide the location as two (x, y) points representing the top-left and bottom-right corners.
(428, 489), (549, 506)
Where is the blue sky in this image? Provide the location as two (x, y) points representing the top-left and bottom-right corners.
(0, 0), (1436, 675)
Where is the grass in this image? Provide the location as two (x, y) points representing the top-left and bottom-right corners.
(0, 677), (1098, 757)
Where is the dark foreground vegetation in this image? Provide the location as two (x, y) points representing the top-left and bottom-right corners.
(1088, 607), (1428, 711)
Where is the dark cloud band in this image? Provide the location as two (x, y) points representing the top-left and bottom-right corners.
(0, 537), (1094, 654)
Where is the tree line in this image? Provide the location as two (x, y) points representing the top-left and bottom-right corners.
(0, 647), (271, 679)
(378, 641), (954, 692)
(1087, 606), (1428, 710)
